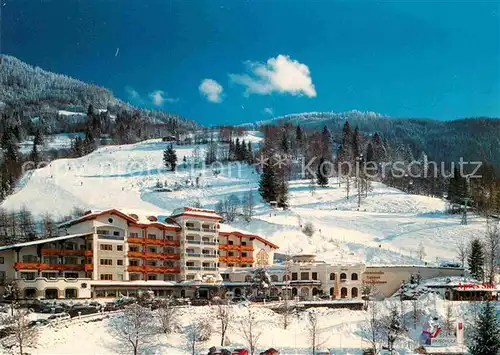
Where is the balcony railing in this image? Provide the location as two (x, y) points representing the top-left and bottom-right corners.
(127, 251), (180, 260)
(14, 262), (91, 272)
(241, 245), (254, 251)
(186, 240), (201, 245)
(202, 241), (217, 245)
(202, 228), (216, 233)
(186, 266), (201, 270)
(203, 267), (217, 271)
(219, 244), (241, 251)
(41, 249), (93, 257)
(98, 234), (124, 241)
(186, 227), (201, 231)
(202, 254), (217, 258)
(240, 257), (254, 263)
(127, 265), (180, 273)
(128, 237), (180, 247)
(186, 253), (201, 257)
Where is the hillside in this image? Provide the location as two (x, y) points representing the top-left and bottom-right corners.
(244, 111), (500, 171)
(1, 136), (486, 265)
(0, 55), (198, 130)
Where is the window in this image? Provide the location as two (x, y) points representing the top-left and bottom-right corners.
(22, 255), (38, 263)
(165, 247), (174, 254)
(329, 273), (335, 280)
(186, 262), (195, 267)
(301, 272), (309, 280)
(100, 244), (112, 251)
(108, 217), (114, 223)
(129, 232), (139, 238)
(113, 231), (120, 236)
(271, 275), (279, 282)
(228, 252), (234, 256)
(129, 260), (139, 266)
(117, 245), (123, 251)
(97, 230), (110, 235)
(100, 274), (113, 280)
(312, 272), (318, 280)
(65, 272), (78, 279)
(147, 234), (156, 239)
(146, 260), (157, 266)
(0, 257), (4, 264)
(129, 246), (139, 252)
(242, 252), (247, 257)
(147, 247), (157, 253)
(351, 287), (358, 298)
(65, 256), (78, 265)
(202, 250), (210, 255)
(186, 274), (195, 280)
(117, 260), (123, 266)
(0, 271), (5, 283)
(100, 259), (113, 266)
(292, 272), (298, 281)
(21, 272), (36, 280)
(202, 263), (210, 267)
(42, 272), (57, 279)
(340, 273), (347, 280)
(242, 241), (247, 246)
(283, 275), (290, 282)
(117, 274), (124, 281)
(228, 240), (234, 245)
(351, 273), (358, 281)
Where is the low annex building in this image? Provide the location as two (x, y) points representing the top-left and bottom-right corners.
(0, 207), (279, 299)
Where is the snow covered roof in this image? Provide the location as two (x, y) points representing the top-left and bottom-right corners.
(170, 207), (222, 220)
(219, 223), (279, 249)
(58, 209), (180, 230)
(90, 280), (178, 287)
(0, 233), (93, 251)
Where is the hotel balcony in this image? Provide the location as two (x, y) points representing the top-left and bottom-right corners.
(186, 266), (202, 271)
(127, 251), (180, 260)
(203, 267), (217, 271)
(128, 237), (180, 247)
(186, 227), (201, 232)
(41, 249), (93, 257)
(14, 262), (93, 272)
(127, 265), (180, 273)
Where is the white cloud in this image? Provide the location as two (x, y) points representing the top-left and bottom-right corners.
(125, 86), (142, 104)
(199, 79), (224, 103)
(149, 90), (165, 106)
(229, 55), (316, 97)
(263, 107), (274, 116)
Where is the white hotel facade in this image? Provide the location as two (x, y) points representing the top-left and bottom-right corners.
(0, 207), (366, 300)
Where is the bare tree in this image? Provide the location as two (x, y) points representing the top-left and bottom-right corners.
(215, 194), (241, 222)
(239, 309), (262, 355)
(279, 259), (293, 330)
(3, 280), (22, 315)
(456, 238), (468, 268)
(411, 298), (420, 330)
(484, 223), (500, 284)
(359, 300), (382, 354)
(242, 190), (255, 222)
(417, 241), (426, 261)
(216, 304), (232, 346)
(3, 306), (38, 355)
(185, 318), (212, 355)
(307, 311), (323, 355)
(443, 302), (455, 336)
(156, 297), (178, 334)
(109, 303), (157, 355)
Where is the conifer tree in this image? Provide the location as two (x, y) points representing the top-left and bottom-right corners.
(163, 144), (178, 171)
(316, 157), (328, 187)
(468, 301), (500, 355)
(247, 141), (253, 164)
(468, 238), (485, 281)
(258, 162), (277, 203)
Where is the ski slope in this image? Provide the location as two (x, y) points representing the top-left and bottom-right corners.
(2, 136), (486, 265)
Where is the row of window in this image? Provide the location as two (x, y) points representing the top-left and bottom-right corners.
(20, 272), (79, 280)
(129, 246), (177, 253)
(100, 244), (123, 251)
(100, 259), (123, 266)
(254, 272), (359, 283)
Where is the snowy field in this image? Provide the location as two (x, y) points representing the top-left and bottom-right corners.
(4, 296), (473, 355)
(3, 135), (486, 264)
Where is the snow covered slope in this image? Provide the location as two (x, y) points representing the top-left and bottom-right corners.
(2, 138), (485, 265)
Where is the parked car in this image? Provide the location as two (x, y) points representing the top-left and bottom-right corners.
(314, 349), (331, 355)
(47, 312), (70, 322)
(68, 306), (100, 318)
(260, 348), (279, 355)
(207, 347), (248, 355)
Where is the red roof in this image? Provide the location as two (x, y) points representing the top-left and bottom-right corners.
(219, 230), (279, 249)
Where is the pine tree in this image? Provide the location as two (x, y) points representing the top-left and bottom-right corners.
(468, 301), (500, 355)
(259, 162), (277, 203)
(163, 144), (178, 171)
(247, 141), (253, 164)
(281, 133), (289, 154)
(468, 238), (485, 281)
(316, 157), (328, 187)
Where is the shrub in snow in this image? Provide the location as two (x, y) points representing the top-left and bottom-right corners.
(302, 221), (315, 237)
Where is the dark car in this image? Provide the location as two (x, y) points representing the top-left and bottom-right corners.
(68, 306), (100, 318)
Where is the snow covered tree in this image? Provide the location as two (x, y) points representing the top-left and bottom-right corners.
(417, 241), (426, 261)
(468, 238), (485, 281)
(468, 301), (500, 355)
(359, 300), (383, 354)
(484, 224), (500, 284)
(163, 144), (177, 171)
(216, 303), (232, 346)
(249, 268), (272, 297)
(5, 306), (38, 355)
(379, 306), (405, 352)
(156, 297), (178, 334)
(302, 221), (315, 237)
(316, 156), (329, 187)
(259, 161), (277, 203)
(185, 318), (212, 355)
(456, 238), (468, 268)
(109, 303), (157, 355)
(308, 312), (323, 355)
(242, 190), (255, 222)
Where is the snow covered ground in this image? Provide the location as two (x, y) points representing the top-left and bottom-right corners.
(3, 136), (486, 265)
(19, 133), (84, 154)
(8, 296), (471, 355)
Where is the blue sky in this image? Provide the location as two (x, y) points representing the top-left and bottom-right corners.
(3, 0), (500, 125)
